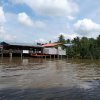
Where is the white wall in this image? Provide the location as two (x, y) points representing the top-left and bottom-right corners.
(43, 47), (66, 55)
(58, 50), (66, 55)
(23, 50), (29, 54)
(43, 48), (57, 54)
(57, 47), (66, 55)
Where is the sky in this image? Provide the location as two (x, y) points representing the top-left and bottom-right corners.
(0, 0), (100, 43)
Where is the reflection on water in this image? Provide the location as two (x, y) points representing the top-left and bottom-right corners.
(0, 58), (100, 100)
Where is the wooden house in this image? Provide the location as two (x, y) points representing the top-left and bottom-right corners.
(42, 43), (66, 56)
(0, 42), (43, 57)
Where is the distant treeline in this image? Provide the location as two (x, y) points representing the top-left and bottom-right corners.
(58, 34), (100, 59)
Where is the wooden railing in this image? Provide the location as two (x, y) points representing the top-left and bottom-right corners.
(1, 50), (42, 54)
(1, 50), (22, 54)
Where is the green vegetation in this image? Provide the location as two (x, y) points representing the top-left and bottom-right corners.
(58, 34), (66, 43)
(57, 34), (100, 59)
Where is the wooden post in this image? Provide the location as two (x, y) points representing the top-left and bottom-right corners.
(9, 49), (12, 59)
(57, 54), (59, 60)
(1, 51), (3, 58)
(9, 52), (12, 62)
(10, 53), (12, 58)
(1, 53), (3, 58)
(45, 55), (46, 60)
(21, 53), (23, 59)
(1, 49), (3, 58)
(61, 55), (62, 59)
(67, 55), (68, 60)
(54, 55), (55, 60)
(50, 55), (51, 60)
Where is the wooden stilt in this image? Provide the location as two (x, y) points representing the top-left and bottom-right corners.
(54, 55), (55, 60)
(21, 53), (23, 59)
(10, 53), (12, 58)
(50, 55), (51, 60)
(9, 53), (12, 62)
(45, 55), (46, 60)
(57, 54), (59, 60)
(67, 55), (68, 60)
(61, 55), (62, 59)
(1, 52), (3, 58)
(1, 49), (3, 58)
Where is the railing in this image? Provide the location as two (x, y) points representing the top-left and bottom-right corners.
(1, 50), (42, 54)
(1, 50), (22, 54)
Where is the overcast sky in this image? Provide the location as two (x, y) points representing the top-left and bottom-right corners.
(0, 0), (100, 43)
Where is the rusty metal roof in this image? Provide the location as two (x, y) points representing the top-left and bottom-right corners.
(42, 43), (62, 47)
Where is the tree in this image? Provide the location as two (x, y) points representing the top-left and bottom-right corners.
(56, 34), (100, 59)
(72, 37), (81, 57)
(58, 34), (66, 43)
(96, 35), (100, 47)
(66, 39), (70, 43)
(49, 40), (51, 43)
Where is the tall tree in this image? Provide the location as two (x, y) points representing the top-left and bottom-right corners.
(58, 34), (66, 43)
(96, 35), (100, 47)
(66, 39), (70, 43)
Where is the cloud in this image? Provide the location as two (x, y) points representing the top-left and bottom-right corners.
(33, 21), (46, 28)
(67, 16), (75, 20)
(59, 33), (78, 39)
(74, 18), (100, 38)
(10, 0), (79, 17)
(0, 26), (16, 41)
(0, 26), (5, 34)
(18, 12), (33, 27)
(53, 33), (78, 41)
(34, 38), (47, 43)
(0, 7), (16, 41)
(18, 12), (46, 28)
(0, 6), (6, 23)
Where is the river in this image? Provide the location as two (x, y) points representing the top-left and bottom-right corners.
(0, 57), (100, 100)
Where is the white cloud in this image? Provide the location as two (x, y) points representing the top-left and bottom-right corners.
(0, 26), (16, 41)
(0, 7), (15, 41)
(59, 33), (78, 39)
(10, 0), (79, 17)
(74, 18), (100, 31)
(67, 16), (75, 20)
(0, 6), (6, 23)
(18, 12), (33, 27)
(18, 12), (46, 28)
(74, 18), (100, 38)
(53, 33), (78, 41)
(0, 26), (5, 34)
(34, 38), (47, 43)
(34, 21), (46, 28)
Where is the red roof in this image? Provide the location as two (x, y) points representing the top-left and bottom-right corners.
(42, 43), (62, 47)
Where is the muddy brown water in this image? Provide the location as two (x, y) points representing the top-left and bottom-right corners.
(0, 57), (100, 100)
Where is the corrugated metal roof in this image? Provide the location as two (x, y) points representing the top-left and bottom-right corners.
(64, 43), (74, 47)
(42, 43), (62, 47)
(1, 42), (43, 47)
